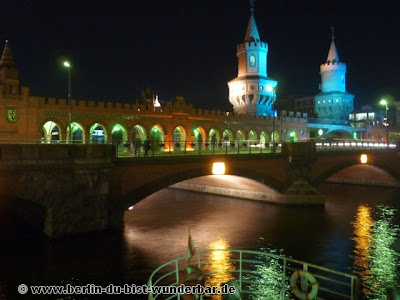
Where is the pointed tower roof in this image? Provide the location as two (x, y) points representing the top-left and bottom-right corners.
(244, 0), (260, 42)
(326, 26), (340, 63)
(0, 40), (15, 67)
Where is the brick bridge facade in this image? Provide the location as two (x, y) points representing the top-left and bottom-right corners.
(0, 144), (398, 238)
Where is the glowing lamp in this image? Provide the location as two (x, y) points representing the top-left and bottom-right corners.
(360, 154), (368, 164)
(63, 61), (70, 68)
(212, 162), (225, 175)
(318, 129), (323, 136)
(128, 206), (134, 210)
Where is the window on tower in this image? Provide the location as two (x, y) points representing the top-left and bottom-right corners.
(249, 55), (256, 67)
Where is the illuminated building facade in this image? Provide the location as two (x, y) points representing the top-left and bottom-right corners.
(314, 27), (354, 121)
(227, 2), (277, 116)
(0, 41), (308, 146)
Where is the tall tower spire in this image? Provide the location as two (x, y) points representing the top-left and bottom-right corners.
(314, 27), (354, 121)
(0, 40), (16, 68)
(244, 0), (260, 42)
(326, 26), (339, 63)
(0, 40), (20, 95)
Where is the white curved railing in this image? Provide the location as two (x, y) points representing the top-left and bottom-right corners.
(147, 249), (359, 299)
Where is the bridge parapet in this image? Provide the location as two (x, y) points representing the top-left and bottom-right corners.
(0, 144), (114, 166)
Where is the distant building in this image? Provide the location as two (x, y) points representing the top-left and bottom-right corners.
(349, 107), (386, 141)
(137, 85), (161, 107)
(314, 27), (354, 121)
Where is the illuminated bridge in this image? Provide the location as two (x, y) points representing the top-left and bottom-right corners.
(0, 143), (398, 238)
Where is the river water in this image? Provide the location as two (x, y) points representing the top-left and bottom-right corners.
(0, 183), (399, 299)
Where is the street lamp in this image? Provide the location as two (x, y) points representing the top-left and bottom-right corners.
(380, 99), (388, 143)
(63, 61), (72, 143)
(267, 86), (276, 153)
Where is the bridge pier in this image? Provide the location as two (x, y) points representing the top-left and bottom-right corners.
(282, 142), (325, 205)
(15, 168), (123, 238)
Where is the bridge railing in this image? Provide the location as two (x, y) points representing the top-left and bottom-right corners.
(115, 139), (397, 157)
(0, 140), (395, 158)
(115, 140), (283, 157)
(315, 141), (397, 151)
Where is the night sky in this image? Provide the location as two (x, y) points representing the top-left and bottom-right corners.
(1, 0), (399, 111)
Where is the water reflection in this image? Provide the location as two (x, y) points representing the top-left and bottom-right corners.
(246, 247), (289, 299)
(352, 205), (374, 295)
(204, 237), (235, 299)
(352, 205), (400, 299)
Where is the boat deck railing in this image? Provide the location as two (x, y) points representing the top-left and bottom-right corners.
(147, 249), (359, 299)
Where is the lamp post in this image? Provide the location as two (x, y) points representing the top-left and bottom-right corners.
(267, 86), (276, 153)
(63, 61), (72, 143)
(380, 99), (388, 143)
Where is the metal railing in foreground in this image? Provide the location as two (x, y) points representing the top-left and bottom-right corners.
(147, 249), (359, 300)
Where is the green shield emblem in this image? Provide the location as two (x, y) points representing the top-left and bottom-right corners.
(6, 107), (18, 123)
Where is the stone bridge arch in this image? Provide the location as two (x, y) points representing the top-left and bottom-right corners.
(311, 152), (400, 186)
(109, 157), (288, 210)
(118, 166), (285, 210)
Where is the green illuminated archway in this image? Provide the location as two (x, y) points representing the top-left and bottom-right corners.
(193, 127), (206, 150)
(173, 126), (187, 151)
(90, 123), (107, 144)
(248, 130), (258, 145)
(111, 124), (128, 153)
(132, 125), (146, 142)
(42, 121), (61, 143)
(111, 124), (127, 143)
(236, 130), (245, 148)
(150, 125), (164, 152)
(271, 131), (279, 143)
(222, 129), (233, 150)
(288, 130), (299, 142)
(67, 122), (85, 143)
(209, 128), (220, 150)
(260, 130), (269, 145)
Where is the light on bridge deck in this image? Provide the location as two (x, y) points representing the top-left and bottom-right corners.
(212, 162), (226, 175)
(360, 154), (368, 164)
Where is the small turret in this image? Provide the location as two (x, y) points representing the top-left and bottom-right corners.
(0, 40), (20, 95)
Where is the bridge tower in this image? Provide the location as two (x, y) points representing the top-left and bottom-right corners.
(227, 0), (277, 116)
(314, 27), (354, 121)
(0, 40), (20, 96)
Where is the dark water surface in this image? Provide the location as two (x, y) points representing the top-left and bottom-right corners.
(0, 183), (399, 298)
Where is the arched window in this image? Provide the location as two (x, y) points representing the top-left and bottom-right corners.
(249, 55), (256, 67)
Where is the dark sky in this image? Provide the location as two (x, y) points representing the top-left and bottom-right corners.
(1, 0), (399, 111)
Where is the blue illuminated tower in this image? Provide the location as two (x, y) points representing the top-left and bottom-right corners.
(314, 27), (354, 120)
(227, 0), (277, 116)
